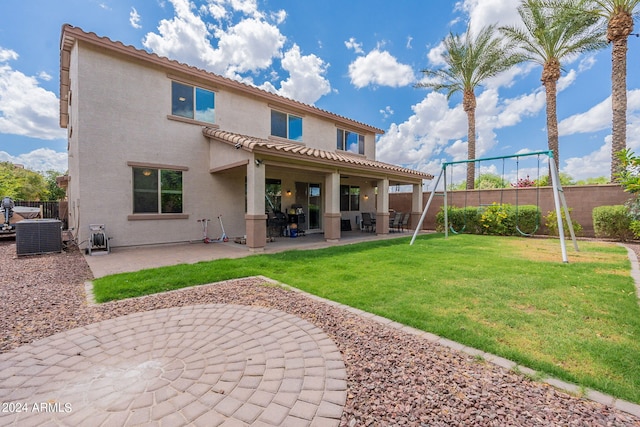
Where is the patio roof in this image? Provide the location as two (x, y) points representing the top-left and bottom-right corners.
(203, 127), (433, 181)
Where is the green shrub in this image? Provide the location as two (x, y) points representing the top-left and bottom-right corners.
(592, 205), (633, 241)
(545, 208), (583, 237)
(479, 203), (515, 235)
(630, 220), (640, 239)
(436, 204), (542, 236)
(435, 206), (481, 234)
(513, 205), (541, 236)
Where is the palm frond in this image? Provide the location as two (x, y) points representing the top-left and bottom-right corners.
(415, 24), (524, 98)
(500, 0), (606, 69)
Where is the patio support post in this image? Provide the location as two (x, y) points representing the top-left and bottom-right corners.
(245, 157), (267, 251)
(376, 178), (390, 235)
(324, 171), (341, 242)
(411, 182), (423, 231)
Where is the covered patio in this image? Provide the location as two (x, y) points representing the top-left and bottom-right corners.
(203, 128), (433, 252)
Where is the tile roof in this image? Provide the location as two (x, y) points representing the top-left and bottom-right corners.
(203, 128), (433, 181)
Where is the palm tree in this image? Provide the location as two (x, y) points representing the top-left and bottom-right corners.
(501, 0), (606, 175)
(590, 0), (640, 181)
(416, 25), (523, 190)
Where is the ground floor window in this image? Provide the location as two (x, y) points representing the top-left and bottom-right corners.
(133, 167), (183, 214)
(340, 185), (360, 211)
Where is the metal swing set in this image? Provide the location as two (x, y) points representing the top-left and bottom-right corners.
(410, 150), (579, 263)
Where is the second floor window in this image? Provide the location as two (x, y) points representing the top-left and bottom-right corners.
(337, 129), (365, 155)
(171, 81), (215, 123)
(271, 110), (303, 141)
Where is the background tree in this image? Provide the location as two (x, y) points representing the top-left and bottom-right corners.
(0, 162), (63, 200)
(590, 0), (640, 181)
(43, 170), (67, 201)
(416, 25), (523, 190)
(501, 0), (606, 175)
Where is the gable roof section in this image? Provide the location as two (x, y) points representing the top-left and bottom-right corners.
(59, 24), (384, 135)
(203, 127), (433, 180)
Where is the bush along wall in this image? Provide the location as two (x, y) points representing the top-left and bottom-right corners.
(592, 205), (633, 241)
(436, 204), (541, 236)
(544, 207), (583, 237)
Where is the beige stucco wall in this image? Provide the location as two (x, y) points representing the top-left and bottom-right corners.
(67, 43), (80, 236)
(67, 40), (381, 248)
(70, 44), (235, 247)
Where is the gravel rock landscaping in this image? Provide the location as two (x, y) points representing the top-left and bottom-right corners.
(1, 238), (639, 426)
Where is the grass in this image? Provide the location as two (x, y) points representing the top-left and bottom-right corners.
(92, 233), (640, 403)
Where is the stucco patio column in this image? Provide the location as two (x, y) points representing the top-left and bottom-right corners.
(376, 178), (390, 235)
(324, 171), (341, 242)
(245, 158), (267, 252)
(411, 182), (424, 231)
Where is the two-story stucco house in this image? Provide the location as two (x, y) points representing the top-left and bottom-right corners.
(59, 24), (432, 252)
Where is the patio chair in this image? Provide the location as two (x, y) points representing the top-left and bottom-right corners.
(361, 212), (375, 232)
(390, 212), (402, 232)
(401, 212), (411, 232)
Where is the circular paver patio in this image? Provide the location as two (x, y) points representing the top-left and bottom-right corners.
(0, 304), (347, 426)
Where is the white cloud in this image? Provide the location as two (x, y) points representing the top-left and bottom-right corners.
(559, 89), (640, 136)
(380, 106), (394, 119)
(143, 0), (339, 105)
(563, 140), (611, 181)
(559, 97), (610, 135)
(344, 37), (364, 54)
(377, 92), (467, 170)
(143, 0), (219, 69)
(270, 9), (286, 25)
(497, 88), (546, 128)
(578, 54), (597, 73)
(460, 0), (522, 34)
(348, 50), (415, 89)
(37, 71), (52, 81)
(406, 36), (413, 49)
(558, 69), (577, 92)
(560, 91), (640, 179)
(0, 48), (18, 62)
(213, 18), (285, 75)
(260, 44), (331, 105)
(227, 0), (262, 18)
(0, 50), (65, 141)
(426, 40), (447, 68)
(130, 7), (142, 29)
(144, 0), (287, 77)
(0, 148), (67, 173)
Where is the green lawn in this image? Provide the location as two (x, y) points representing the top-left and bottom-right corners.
(93, 233), (640, 403)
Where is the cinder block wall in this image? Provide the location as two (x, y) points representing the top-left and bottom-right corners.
(390, 184), (632, 237)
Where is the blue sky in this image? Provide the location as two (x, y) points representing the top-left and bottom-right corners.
(1, 0), (640, 185)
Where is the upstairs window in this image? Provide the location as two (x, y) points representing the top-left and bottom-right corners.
(171, 81), (215, 123)
(337, 129), (365, 155)
(271, 110), (303, 141)
(133, 167), (183, 214)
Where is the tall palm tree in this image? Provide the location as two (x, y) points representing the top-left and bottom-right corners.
(591, 0), (640, 181)
(416, 25), (523, 190)
(501, 0), (606, 175)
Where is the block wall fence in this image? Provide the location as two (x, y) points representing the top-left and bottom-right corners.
(389, 184), (632, 238)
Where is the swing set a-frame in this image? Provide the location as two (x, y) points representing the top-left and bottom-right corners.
(410, 150), (579, 263)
